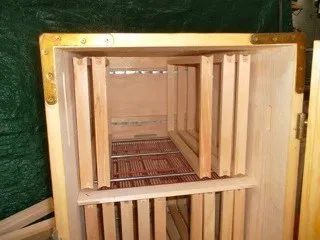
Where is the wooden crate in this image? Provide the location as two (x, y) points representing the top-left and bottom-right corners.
(39, 33), (317, 240)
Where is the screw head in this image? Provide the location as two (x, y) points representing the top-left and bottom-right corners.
(47, 72), (54, 79)
(80, 38), (86, 44)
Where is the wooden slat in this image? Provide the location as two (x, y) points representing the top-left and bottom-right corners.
(233, 54), (251, 175)
(215, 54), (236, 176)
(203, 192), (215, 240)
(177, 66), (188, 131)
(179, 130), (199, 153)
(120, 201), (134, 240)
(212, 63), (220, 160)
(168, 131), (199, 175)
(220, 191), (234, 240)
(167, 56), (201, 65)
(0, 218), (54, 240)
(233, 190), (245, 240)
(84, 205), (102, 240)
(92, 57), (111, 188)
(137, 199), (151, 240)
(154, 198), (166, 240)
(0, 198), (53, 235)
(199, 55), (214, 178)
(167, 65), (177, 131)
(78, 176), (256, 205)
(190, 194), (203, 240)
(187, 66), (197, 131)
(73, 57), (94, 189)
(102, 203), (116, 240)
(168, 201), (189, 240)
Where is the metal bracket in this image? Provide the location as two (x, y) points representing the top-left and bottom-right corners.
(296, 112), (308, 140)
(250, 32), (306, 93)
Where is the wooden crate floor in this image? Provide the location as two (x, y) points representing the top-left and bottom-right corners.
(108, 138), (222, 189)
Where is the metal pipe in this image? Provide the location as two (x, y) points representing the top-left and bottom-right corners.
(111, 172), (195, 182)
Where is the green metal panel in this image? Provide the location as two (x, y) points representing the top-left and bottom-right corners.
(0, 0), (292, 219)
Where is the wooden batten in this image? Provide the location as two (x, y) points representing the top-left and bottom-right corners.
(84, 205), (102, 240)
(168, 200), (189, 240)
(220, 191), (235, 240)
(154, 198), (166, 240)
(92, 57), (111, 188)
(186, 66), (197, 131)
(102, 203), (116, 240)
(167, 65), (177, 131)
(120, 201), (134, 240)
(137, 199), (151, 240)
(73, 57), (95, 189)
(203, 192), (215, 240)
(190, 194), (203, 240)
(213, 54), (236, 177)
(177, 66), (188, 131)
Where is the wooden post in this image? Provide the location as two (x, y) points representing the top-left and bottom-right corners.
(137, 199), (151, 240)
(120, 201), (134, 240)
(215, 54), (236, 176)
(92, 57), (111, 188)
(84, 205), (102, 240)
(102, 203), (116, 240)
(199, 55), (214, 178)
(73, 57), (95, 189)
(154, 198), (166, 240)
(190, 194), (203, 240)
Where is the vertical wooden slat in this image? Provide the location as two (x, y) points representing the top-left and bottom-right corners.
(102, 203), (116, 240)
(190, 194), (203, 240)
(233, 190), (245, 240)
(216, 54), (236, 176)
(84, 205), (102, 240)
(203, 192), (215, 240)
(92, 57), (111, 188)
(199, 55), (214, 178)
(73, 57), (94, 189)
(233, 54), (251, 175)
(220, 191), (234, 240)
(120, 201), (134, 240)
(212, 63), (221, 163)
(187, 66), (197, 131)
(167, 65), (177, 131)
(232, 54), (250, 240)
(154, 198), (166, 240)
(137, 199), (151, 240)
(177, 66), (188, 131)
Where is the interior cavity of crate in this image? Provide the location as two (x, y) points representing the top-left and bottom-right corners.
(71, 54), (253, 240)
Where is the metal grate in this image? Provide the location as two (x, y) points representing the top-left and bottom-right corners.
(108, 138), (222, 189)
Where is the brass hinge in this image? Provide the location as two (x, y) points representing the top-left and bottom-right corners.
(250, 32), (306, 93)
(296, 113), (308, 140)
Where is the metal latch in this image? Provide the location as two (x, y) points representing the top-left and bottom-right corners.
(296, 113), (308, 140)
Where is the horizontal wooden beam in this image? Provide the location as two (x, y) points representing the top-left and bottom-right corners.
(78, 176), (256, 205)
(167, 56), (202, 65)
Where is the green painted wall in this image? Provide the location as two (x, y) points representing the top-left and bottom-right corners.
(0, 0), (292, 219)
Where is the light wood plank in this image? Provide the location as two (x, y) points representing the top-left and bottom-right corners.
(212, 63), (221, 161)
(168, 203), (189, 240)
(203, 192), (215, 240)
(233, 190), (245, 240)
(187, 66), (197, 131)
(73, 57), (95, 189)
(233, 54), (251, 175)
(199, 55), (214, 178)
(167, 65), (177, 131)
(78, 176), (256, 205)
(102, 203), (116, 240)
(168, 131), (199, 175)
(190, 194), (203, 240)
(154, 198), (166, 240)
(215, 54), (236, 176)
(177, 66), (188, 131)
(220, 191), (234, 240)
(167, 56), (201, 65)
(0, 218), (54, 240)
(84, 205), (102, 240)
(299, 41), (320, 240)
(92, 57), (111, 188)
(120, 201), (134, 240)
(179, 130), (199, 153)
(0, 198), (53, 235)
(137, 199), (151, 240)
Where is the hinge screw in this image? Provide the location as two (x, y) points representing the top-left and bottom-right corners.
(81, 38), (86, 44)
(55, 36), (61, 41)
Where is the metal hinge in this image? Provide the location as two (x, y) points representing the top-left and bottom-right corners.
(296, 113), (308, 140)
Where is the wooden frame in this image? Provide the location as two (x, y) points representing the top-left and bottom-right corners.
(38, 33), (305, 240)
